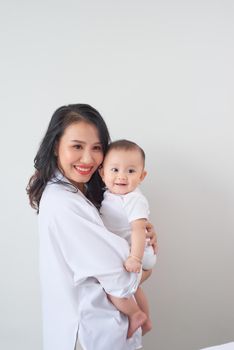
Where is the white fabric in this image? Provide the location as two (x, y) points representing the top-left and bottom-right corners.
(100, 188), (156, 270)
(38, 172), (142, 350)
(200, 342), (234, 350)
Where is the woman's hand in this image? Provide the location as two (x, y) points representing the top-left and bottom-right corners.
(140, 269), (152, 284)
(145, 220), (158, 254)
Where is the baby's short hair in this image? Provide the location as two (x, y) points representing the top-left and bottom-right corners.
(106, 139), (145, 166)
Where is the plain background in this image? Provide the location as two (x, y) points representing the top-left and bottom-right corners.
(0, 1), (233, 349)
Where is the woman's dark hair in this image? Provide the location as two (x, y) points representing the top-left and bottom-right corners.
(26, 104), (110, 213)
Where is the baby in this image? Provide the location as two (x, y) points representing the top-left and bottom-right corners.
(99, 139), (157, 336)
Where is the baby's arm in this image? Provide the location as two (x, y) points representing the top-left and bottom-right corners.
(124, 219), (147, 273)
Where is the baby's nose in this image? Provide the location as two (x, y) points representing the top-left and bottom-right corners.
(117, 172), (127, 179)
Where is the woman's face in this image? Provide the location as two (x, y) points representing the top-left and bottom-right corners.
(56, 121), (104, 192)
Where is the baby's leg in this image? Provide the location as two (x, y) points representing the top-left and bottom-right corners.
(108, 294), (147, 338)
(134, 287), (152, 335)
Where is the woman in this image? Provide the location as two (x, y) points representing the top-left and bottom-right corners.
(27, 104), (156, 350)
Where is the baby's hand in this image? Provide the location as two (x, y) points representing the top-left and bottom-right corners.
(124, 256), (142, 273)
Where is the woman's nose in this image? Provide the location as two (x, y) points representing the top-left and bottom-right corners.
(80, 150), (93, 163)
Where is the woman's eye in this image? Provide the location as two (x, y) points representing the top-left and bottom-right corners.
(74, 144), (82, 149)
(93, 145), (102, 151)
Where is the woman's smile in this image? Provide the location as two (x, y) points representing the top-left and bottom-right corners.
(73, 164), (94, 176)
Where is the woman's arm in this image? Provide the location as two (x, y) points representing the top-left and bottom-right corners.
(42, 188), (142, 299)
(145, 220), (158, 254)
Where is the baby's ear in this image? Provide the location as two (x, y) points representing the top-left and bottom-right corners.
(140, 170), (147, 182)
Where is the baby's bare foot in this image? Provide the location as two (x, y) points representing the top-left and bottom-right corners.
(127, 311), (147, 338)
(142, 318), (152, 335)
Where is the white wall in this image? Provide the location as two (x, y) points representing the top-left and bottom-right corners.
(0, 1), (233, 349)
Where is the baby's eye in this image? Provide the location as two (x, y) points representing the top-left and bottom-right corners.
(111, 168), (118, 172)
(128, 169), (136, 173)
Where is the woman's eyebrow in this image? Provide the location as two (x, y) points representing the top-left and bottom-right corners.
(71, 139), (84, 143)
(70, 140), (102, 145)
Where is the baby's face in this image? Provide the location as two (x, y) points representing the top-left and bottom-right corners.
(100, 149), (147, 195)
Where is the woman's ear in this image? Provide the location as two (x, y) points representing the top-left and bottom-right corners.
(98, 165), (104, 178)
(54, 141), (58, 157)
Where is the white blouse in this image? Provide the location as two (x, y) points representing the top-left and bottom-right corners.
(38, 173), (142, 350)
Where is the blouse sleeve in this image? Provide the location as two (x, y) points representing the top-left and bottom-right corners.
(40, 187), (141, 298)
